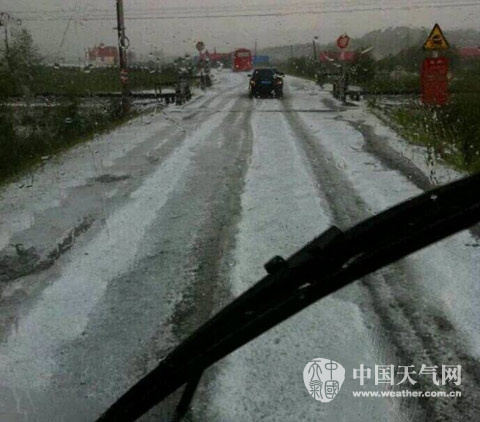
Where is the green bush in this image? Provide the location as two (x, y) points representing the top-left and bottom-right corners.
(0, 100), (134, 182)
(363, 72), (419, 93)
(0, 107), (19, 176)
(0, 66), (179, 97)
(387, 94), (480, 172)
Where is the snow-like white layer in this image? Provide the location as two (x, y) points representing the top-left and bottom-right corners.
(343, 106), (463, 186)
(229, 99), (330, 296)
(287, 78), (480, 358)
(0, 96), (238, 390)
(0, 84), (230, 252)
(0, 71), (477, 420)
(204, 97), (398, 421)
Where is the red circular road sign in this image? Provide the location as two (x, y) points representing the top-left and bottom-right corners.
(196, 41), (205, 52)
(337, 34), (350, 49)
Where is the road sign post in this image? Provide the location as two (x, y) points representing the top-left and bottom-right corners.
(312, 36), (318, 62)
(421, 57), (449, 105)
(116, 0), (130, 114)
(421, 23), (450, 106)
(336, 34), (350, 103)
(196, 41), (206, 90)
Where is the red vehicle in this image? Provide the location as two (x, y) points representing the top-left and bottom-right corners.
(232, 48), (253, 72)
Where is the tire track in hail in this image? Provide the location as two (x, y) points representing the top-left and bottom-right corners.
(181, 77), (246, 121)
(0, 77), (251, 422)
(336, 114), (480, 240)
(279, 95), (480, 421)
(0, 81), (243, 294)
(41, 92), (247, 416)
(135, 92), (254, 421)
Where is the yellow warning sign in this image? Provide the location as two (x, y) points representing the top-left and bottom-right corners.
(423, 23), (449, 50)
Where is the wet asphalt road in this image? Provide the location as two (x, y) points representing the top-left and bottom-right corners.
(0, 71), (479, 422)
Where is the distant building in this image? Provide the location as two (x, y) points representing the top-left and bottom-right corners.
(458, 47), (480, 60)
(87, 44), (119, 66)
(198, 49), (231, 66)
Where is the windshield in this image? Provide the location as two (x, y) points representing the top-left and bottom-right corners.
(0, 1), (479, 422)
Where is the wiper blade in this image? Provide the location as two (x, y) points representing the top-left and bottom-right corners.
(96, 172), (480, 422)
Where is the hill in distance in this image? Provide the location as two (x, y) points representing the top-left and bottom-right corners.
(260, 26), (480, 62)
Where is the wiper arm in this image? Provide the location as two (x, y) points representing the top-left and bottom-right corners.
(96, 172), (480, 422)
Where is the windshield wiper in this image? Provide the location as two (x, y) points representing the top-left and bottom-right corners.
(96, 172), (480, 422)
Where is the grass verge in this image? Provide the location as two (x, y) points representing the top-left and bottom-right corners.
(0, 66), (178, 97)
(0, 99), (138, 184)
(374, 94), (480, 173)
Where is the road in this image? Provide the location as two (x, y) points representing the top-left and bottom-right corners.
(0, 70), (479, 422)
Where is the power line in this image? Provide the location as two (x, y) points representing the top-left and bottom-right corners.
(6, 0), (478, 14)
(58, 0), (78, 51)
(9, 1), (480, 21)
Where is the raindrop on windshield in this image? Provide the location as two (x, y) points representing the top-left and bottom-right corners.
(335, 158), (347, 170)
(350, 137), (364, 151)
(82, 64), (93, 73)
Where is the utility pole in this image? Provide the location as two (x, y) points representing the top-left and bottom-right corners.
(1, 13), (11, 68)
(312, 36), (318, 62)
(0, 12), (21, 71)
(4, 20), (9, 61)
(116, 0), (129, 113)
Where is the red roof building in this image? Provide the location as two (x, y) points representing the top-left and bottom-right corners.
(199, 49), (231, 63)
(458, 47), (480, 60)
(87, 44), (119, 66)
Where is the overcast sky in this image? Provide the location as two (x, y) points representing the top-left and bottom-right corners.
(2, 0), (480, 61)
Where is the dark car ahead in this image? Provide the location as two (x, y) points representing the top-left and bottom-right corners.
(248, 68), (284, 98)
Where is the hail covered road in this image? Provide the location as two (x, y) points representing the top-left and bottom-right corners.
(0, 70), (479, 422)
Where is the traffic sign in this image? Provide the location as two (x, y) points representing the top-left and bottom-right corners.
(423, 23), (449, 50)
(421, 57), (449, 105)
(337, 34), (350, 49)
(196, 41), (205, 52)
